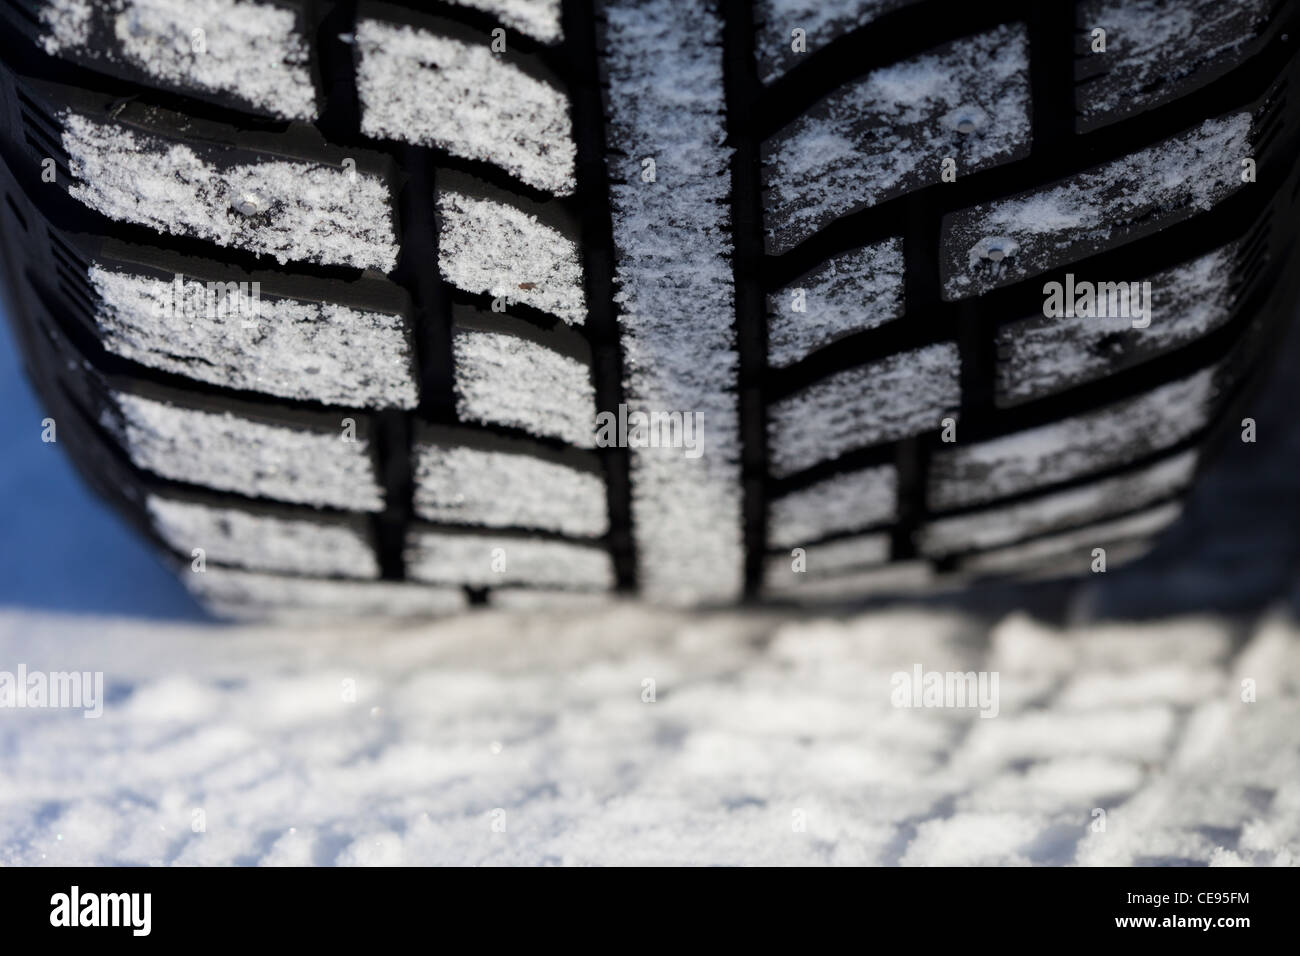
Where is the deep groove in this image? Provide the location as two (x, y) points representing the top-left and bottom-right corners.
(313, 0), (363, 142)
(315, 0), (414, 580)
(564, 0), (636, 592)
(888, 191), (945, 564)
(1027, 0), (1076, 153)
(371, 409), (410, 579)
(722, 0), (769, 599)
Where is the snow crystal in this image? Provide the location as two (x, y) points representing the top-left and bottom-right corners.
(107, 390), (384, 512)
(437, 191), (585, 323)
(146, 495), (378, 578)
(452, 328), (596, 447)
(356, 19), (574, 196)
(767, 238), (904, 367)
(61, 113), (398, 271)
(768, 463), (897, 547)
(38, 0), (92, 54)
(763, 25), (1031, 254)
(89, 267), (418, 408)
(412, 441), (607, 536)
(995, 245), (1238, 405)
(929, 365), (1217, 509)
(920, 450), (1197, 555)
(602, 0), (744, 603)
(405, 530), (613, 589)
(768, 342), (960, 477)
(943, 114), (1251, 298)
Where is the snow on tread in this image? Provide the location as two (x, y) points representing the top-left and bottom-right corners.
(36, 0), (319, 120)
(993, 245), (1239, 406)
(437, 190), (586, 324)
(184, 567), (468, 621)
(412, 439), (608, 536)
(767, 238), (904, 367)
(0, 0), (1293, 616)
(405, 530), (614, 589)
(918, 451), (1198, 556)
(767, 464), (898, 548)
(355, 17), (576, 196)
(602, 0), (745, 603)
(1076, 0), (1273, 129)
(942, 114), (1251, 299)
(928, 367), (1219, 511)
(451, 327), (597, 447)
(444, 0), (563, 44)
(105, 390), (385, 512)
(762, 24), (1031, 255)
(764, 560), (935, 601)
(60, 113), (399, 270)
(88, 267), (419, 409)
(959, 503), (1183, 577)
(770, 531), (891, 578)
(768, 342), (960, 478)
(146, 494), (379, 578)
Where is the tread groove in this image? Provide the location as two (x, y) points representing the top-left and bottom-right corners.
(722, 0), (770, 598)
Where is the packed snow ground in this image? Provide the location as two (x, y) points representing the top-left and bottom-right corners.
(0, 603), (1297, 866)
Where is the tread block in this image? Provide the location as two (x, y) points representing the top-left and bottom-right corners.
(88, 263), (419, 408)
(928, 366), (1219, 511)
(1075, 0), (1273, 131)
(28, 0), (319, 121)
(451, 319), (596, 447)
(764, 530), (891, 588)
(768, 462), (897, 547)
(957, 503), (1182, 577)
(768, 342), (959, 477)
(602, 0), (745, 603)
(918, 450), (1197, 557)
(52, 106), (398, 270)
(146, 493), (379, 578)
(762, 24), (1031, 255)
(104, 387), (385, 512)
(184, 566), (467, 621)
(444, 0), (563, 44)
(436, 186), (586, 323)
(405, 527), (614, 588)
(941, 114), (1251, 299)
(993, 244), (1239, 406)
(412, 427), (608, 535)
(764, 559), (935, 601)
(766, 237), (904, 367)
(356, 14), (575, 195)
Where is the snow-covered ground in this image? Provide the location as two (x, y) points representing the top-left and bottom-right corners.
(3, 297), (1300, 865)
(0, 603), (1297, 866)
